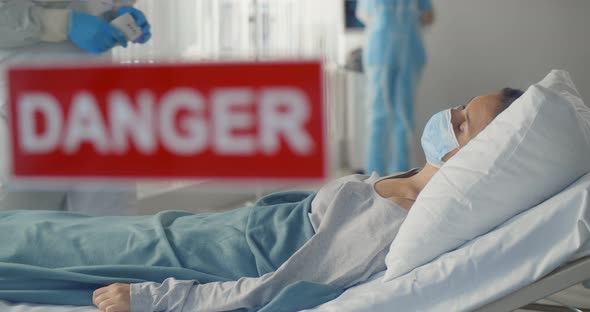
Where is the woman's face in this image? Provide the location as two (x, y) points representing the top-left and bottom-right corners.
(442, 93), (505, 161)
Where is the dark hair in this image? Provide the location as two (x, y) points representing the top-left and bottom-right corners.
(500, 88), (524, 110)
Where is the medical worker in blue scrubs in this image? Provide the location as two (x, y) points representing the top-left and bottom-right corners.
(357, 0), (434, 175)
(0, 0), (151, 215)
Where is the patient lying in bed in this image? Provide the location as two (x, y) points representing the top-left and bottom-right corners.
(0, 88), (523, 312)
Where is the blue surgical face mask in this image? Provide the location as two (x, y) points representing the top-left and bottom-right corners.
(421, 108), (460, 168)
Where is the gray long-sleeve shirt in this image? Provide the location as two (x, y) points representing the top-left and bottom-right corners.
(131, 170), (415, 312)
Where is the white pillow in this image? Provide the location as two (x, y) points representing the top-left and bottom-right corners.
(383, 70), (590, 281)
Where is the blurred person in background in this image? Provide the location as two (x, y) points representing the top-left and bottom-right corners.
(0, 0), (151, 215)
(357, 0), (434, 175)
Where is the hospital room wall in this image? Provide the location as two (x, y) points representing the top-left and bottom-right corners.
(113, 0), (590, 171)
(410, 0), (590, 165)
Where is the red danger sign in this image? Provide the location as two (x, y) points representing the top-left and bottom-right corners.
(7, 61), (326, 182)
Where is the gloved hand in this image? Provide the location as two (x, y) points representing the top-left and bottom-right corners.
(116, 6), (152, 44)
(68, 11), (128, 55)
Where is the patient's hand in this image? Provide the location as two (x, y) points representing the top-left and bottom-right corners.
(93, 283), (131, 312)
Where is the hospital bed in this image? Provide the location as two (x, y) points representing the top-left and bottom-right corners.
(478, 256), (590, 312)
(2, 172), (590, 312)
(3, 286), (587, 312)
(304, 171), (590, 312)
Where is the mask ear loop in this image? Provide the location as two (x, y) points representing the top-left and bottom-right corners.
(436, 109), (461, 166)
(445, 109), (461, 149)
(441, 146), (462, 164)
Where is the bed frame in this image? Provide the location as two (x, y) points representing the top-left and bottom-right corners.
(476, 256), (590, 312)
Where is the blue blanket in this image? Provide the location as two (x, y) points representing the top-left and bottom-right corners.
(0, 191), (343, 311)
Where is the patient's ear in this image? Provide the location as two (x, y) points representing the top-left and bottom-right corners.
(442, 148), (460, 162)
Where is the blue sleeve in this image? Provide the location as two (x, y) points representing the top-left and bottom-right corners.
(418, 0), (433, 11)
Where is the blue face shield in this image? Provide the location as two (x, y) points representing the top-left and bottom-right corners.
(421, 108), (460, 168)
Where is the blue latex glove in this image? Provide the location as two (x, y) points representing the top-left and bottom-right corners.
(68, 11), (128, 55)
(116, 6), (152, 44)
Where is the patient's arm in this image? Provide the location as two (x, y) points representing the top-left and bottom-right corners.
(129, 219), (390, 311)
(93, 283), (131, 312)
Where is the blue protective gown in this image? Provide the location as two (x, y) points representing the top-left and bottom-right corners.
(358, 0), (432, 175)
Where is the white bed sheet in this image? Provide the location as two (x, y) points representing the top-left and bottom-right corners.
(3, 173), (590, 312)
(305, 172), (590, 312)
(0, 301), (97, 312)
